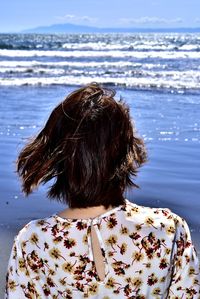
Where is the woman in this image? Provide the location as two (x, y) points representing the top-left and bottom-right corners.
(5, 83), (200, 298)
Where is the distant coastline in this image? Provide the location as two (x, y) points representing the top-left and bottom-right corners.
(15, 23), (200, 34)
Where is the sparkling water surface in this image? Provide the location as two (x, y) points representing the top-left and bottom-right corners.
(0, 33), (200, 90)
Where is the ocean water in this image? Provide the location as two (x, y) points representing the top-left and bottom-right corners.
(0, 33), (200, 224)
(0, 33), (200, 90)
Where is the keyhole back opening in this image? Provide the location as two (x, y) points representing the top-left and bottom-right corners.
(90, 224), (106, 282)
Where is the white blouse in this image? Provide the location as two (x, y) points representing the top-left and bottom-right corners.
(5, 199), (200, 298)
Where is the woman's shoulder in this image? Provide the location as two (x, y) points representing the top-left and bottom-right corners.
(15, 215), (57, 242)
(125, 199), (190, 236)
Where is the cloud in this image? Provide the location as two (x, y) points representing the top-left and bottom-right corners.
(55, 14), (98, 24)
(119, 17), (183, 25)
(194, 18), (200, 23)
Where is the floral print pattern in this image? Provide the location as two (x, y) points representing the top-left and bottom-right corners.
(5, 199), (200, 298)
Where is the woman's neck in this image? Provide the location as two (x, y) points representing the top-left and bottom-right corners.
(57, 204), (114, 220)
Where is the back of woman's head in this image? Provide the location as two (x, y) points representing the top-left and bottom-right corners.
(17, 83), (147, 208)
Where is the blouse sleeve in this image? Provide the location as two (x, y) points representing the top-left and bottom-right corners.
(5, 236), (36, 299)
(168, 215), (200, 298)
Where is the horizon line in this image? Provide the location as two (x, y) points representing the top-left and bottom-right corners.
(2, 23), (200, 34)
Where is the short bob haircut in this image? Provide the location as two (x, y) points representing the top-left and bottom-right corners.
(17, 83), (147, 209)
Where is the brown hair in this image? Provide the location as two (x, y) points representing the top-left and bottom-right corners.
(17, 83), (147, 209)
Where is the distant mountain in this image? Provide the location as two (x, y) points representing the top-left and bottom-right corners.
(22, 23), (200, 34)
(22, 23), (102, 34)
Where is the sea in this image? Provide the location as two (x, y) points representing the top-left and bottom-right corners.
(1, 33), (200, 89)
(0, 34), (200, 284)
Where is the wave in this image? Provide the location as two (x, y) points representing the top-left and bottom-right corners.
(0, 41), (199, 52)
(0, 60), (136, 68)
(179, 44), (200, 51)
(61, 42), (181, 51)
(1, 66), (200, 81)
(1, 49), (200, 59)
(0, 43), (33, 50)
(0, 67), (66, 75)
(1, 75), (200, 90)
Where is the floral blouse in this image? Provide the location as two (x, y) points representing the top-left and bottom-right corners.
(5, 199), (200, 298)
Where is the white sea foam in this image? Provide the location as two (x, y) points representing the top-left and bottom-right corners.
(1, 49), (200, 59)
(62, 42), (130, 50)
(1, 75), (200, 89)
(61, 42), (178, 51)
(0, 60), (136, 68)
(179, 44), (200, 51)
(1, 65), (200, 84)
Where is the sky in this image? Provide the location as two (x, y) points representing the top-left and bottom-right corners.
(1, 0), (200, 32)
